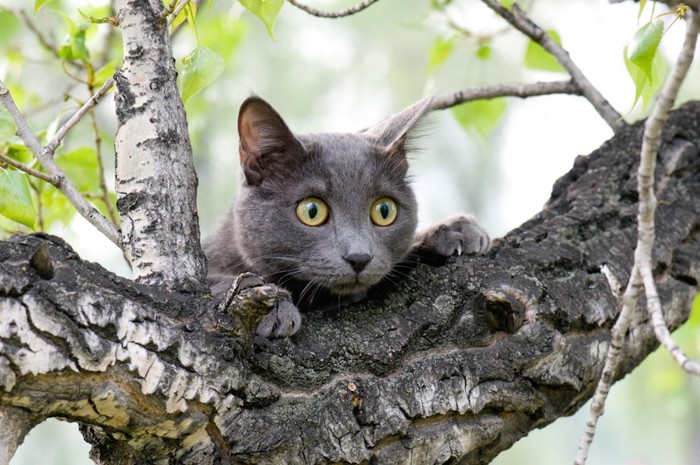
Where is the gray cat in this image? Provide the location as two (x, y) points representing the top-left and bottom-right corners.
(205, 96), (490, 338)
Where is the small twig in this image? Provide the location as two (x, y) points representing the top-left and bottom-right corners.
(286, 0), (381, 18)
(430, 80), (580, 110)
(45, 77), (114, 156)
(167, 0), (193, 26)
(480, 0), (625, 132)
(0, 79), (120, 246)
(635, 7), (700, 376)
(575, 8), (700, 465)
(574, 267), (644, 465)
(0, 151), (59, 185)
(18, 9), (59, 59)
(87, 86), (119, 225)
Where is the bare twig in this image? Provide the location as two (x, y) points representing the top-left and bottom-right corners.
(0, 150), (59, 185)
(87, 89), (119, 225)
(430, 80), (580, 110)
(18, 10), (60, 60)
(635, 7), (700, 376)
(286, 0), (380, 18)
(574, 267), (644, 465)
(167, 0), (193, 26)
(45, 77), (115, 156)
(480, 0), (625, 132)
(575, 8), (700, 465)
(0, 80), (120, 246)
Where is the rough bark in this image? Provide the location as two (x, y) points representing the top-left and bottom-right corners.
(114, 0), (207, 293)
(0, 102), (699, 464)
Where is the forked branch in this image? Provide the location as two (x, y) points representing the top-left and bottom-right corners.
(480, 0), (625, 132)
(575, 8), (700, 465)
(0, 80), (121, 246)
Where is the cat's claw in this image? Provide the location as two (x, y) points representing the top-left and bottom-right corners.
(256, 289), (302, 338)
(414, 213), (491, 259)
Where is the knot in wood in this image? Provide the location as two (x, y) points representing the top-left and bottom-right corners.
(476, 289), (525, 334)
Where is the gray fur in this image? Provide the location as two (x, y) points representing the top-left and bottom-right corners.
(205, 96), (490, 338)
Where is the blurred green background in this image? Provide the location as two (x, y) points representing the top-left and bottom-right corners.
(1, 0), (699, 463)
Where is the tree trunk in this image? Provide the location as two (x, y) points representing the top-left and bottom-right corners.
(0, 101), (698, 464)
(114, 0), (207, 294)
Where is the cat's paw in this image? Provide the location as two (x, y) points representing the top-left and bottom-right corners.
(256, 289), (302, 338)
(413, 213), (491, 259)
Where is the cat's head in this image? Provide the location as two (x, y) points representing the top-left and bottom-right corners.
(233, 96), (432, 300)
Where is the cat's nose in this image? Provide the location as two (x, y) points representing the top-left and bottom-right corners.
(344, 253), (372, 273)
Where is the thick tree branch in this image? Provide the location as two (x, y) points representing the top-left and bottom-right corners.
(286, 0), (380, 18)
(1, 102), (699, 464)
(481, 0), (625, 132)
(430, 80), (580, 110)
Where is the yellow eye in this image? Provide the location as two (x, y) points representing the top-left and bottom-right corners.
(370, 197), (398, 226)
(296, 197), (329, 226)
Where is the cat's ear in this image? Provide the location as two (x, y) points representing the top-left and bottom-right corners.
(238, 96), (302, 186)
(364, 96), (433, 155)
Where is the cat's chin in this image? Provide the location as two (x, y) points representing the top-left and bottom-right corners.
(324, 276), (379, 297)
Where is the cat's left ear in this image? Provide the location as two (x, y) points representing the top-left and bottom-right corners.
(364, 96), (433, 155)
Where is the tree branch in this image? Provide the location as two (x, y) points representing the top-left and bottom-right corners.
(0, 151), (58, 185)
(481, 0), (625, 132)
(0, 80), (121, 246)
(638, 7), (700, 374)
(2, 103), (699, 464)
(286, 0), (381, 18)
(113, 0), (207, 293)
(576, 10), (700, 464)
(430, 79), (580, 110)
(44, 77), (115, 157)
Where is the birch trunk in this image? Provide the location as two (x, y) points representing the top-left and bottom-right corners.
(114, 0), (207, 293)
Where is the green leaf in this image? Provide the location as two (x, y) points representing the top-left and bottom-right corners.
(430, 0), (453, 10)
(476, 43), (492, 60)
(34, 0), (57, 12)
(239, 0), (284, 39)
(428, 35), (457, 71)
(171, 0), (198, 37)
(178, 45), (225, 104)
(93, 60), (120, 86)
(38, 183), (76, 228)
(4, 144), (33, 165)
(0, 169), (36, 228)
(689, 292), (700, 328)
(623, 40), (665, 110)
(56, 13), (91, 63)
(626, 19), (663, 81)
(524, 29), (565, 72)
(499, 0), (516, 8)
(452, 98), (507, 140)
(55, 147), (100, 193)
(0, 107), (16, 142)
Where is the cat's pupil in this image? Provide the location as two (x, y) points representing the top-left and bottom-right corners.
(308, 203), (318, 219)
(379, 203), (389, 219)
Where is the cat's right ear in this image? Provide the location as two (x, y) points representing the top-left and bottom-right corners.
(364, 96), (433, 155)
(238, 97), (302, 186)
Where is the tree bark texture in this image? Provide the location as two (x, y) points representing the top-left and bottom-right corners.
(114, 0), (207, 293)
(1, 102), (699, 464)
